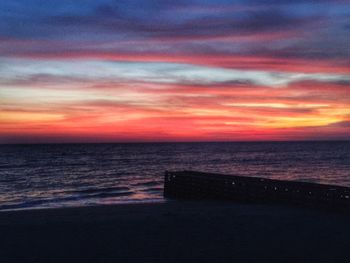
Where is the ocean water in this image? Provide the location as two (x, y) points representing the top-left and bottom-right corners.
(0, 141), (350, 211)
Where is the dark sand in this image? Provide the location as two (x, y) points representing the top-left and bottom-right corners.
(1, 201), (350, 263)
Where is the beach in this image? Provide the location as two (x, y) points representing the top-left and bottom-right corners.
(1, 201), (350, 263)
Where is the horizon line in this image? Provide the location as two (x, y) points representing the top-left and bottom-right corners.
(1, 139), (349, 146)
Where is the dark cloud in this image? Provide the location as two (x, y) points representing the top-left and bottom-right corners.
(0, 0), (326, 40)
(329, 121), (350, 128)
(45, 8), (316, 40)
(0, 0), (348, 70)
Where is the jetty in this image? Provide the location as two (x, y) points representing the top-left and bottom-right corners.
(164, 171), (350, 212)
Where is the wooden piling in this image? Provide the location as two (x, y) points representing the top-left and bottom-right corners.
(164, 171), (350, 212)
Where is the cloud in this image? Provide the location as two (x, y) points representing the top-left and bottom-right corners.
(1, 0), (348, 64)
(327, 121), (350, 128)
(1, 0), (349, 142)
(1, 0), (348, 77)
(1, 59), (349, 90)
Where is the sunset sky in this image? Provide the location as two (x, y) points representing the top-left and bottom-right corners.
(0, 0), (349, 143)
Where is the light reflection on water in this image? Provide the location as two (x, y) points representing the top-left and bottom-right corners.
(0, 141), (349, 211)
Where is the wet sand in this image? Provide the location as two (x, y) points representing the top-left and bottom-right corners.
(0, 201), (349, 263)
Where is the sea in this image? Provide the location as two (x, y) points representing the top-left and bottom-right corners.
(0, 141), (349, 211)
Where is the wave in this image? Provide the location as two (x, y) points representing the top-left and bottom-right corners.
(0, 189), (135, 211)
(64, 186), (131, 195)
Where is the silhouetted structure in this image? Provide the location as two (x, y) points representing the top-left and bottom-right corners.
(164, 171), (350, 212)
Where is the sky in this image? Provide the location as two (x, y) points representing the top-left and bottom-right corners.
(0, 0), (349, 143)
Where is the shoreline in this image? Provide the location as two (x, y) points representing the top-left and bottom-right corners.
(1, 200), (350, 262)
(0, 198), (166, 213)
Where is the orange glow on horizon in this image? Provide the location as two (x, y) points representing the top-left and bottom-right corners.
(1, 72), (350, 143)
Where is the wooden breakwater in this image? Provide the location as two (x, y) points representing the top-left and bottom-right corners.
(164, 171), (350, 211)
